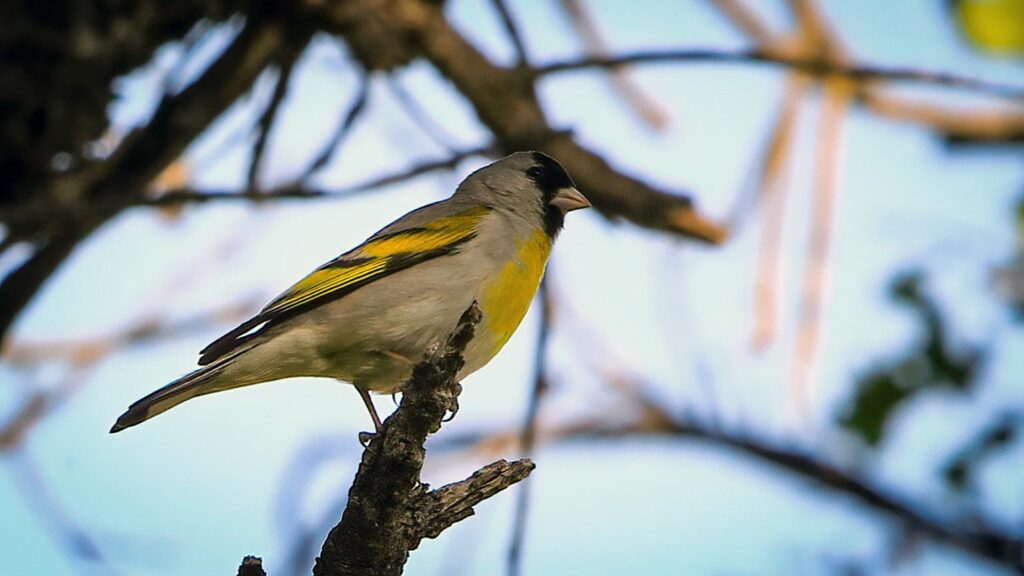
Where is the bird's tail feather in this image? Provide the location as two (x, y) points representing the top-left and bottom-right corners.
(110, 364), (228, 433)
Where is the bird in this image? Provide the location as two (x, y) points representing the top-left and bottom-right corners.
(110, 151), (590, 434)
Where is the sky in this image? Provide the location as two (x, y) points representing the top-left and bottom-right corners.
(2, 1), (1023, 575)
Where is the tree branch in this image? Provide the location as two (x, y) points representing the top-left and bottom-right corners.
(412, 460), (535, 540)
(311, 303), (534, 576)
(312, 0), (729, 244)
(533, 48), (1024, 101)
(658, 420), (1023, 570)
(0, 228), (85, 349)
(706, 0), (1024, 142)
(248, 53), (302, 190)
(432, 400), (1024, 572)
(149, 145), (495, 206)
(507, 280), (552, 576)
(617, 371), (1024, 571)
(386, 76), (461, 153)
(490, 0), (530, 66)
(237, 556), (266, 576)
(0, 14), (288, 347)
(300, 71), (371, 181)
(556, 0), (671, 130)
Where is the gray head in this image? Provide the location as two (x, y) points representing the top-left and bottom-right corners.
(454, 151), (590, 237)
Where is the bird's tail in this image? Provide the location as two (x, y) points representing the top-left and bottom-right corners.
(110, 363), (229, 433)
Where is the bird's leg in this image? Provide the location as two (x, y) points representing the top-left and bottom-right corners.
(381, 349), (414, 366)
(355, 385), (382, 446)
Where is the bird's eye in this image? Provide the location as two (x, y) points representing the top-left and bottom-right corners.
(526, 166), (543, 179)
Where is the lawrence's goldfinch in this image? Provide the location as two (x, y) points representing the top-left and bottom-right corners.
(111, 151), (589, 433)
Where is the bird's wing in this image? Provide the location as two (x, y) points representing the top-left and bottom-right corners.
(197, 204), (491, 365)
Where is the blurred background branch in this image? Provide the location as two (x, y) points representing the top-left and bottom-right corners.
(2, 0), (1022, 574)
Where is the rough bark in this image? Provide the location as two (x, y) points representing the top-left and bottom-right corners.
(237, 555), (266, 576)
(312, 303), (534, 576)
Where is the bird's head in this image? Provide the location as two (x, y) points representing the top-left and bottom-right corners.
(456, 151), (590, 237)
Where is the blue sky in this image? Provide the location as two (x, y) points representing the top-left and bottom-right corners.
(2, 1), (1023, 574)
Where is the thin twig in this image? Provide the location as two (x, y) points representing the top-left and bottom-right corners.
(431, 386), (1024, 572)
(1, 301), (255, 452)
(4, 299), (256, 367)
(507, 279), (552, 576)
(248, 57), (300, 191)
(706, 0), (780, 47)
(490, 0), (529, 66)
(706, 0), (1024, 140)
(301, 71), (371, 181)
(864, 91), (1024, 142)
(150, 146), (495, 206)
(161, 19), (220, 95)
(533, 48), (1024, 101)
(0, 15), (287, 347)
(557, 0), (671, 130)
(386, 76), (461, 153)
(747, 75), (809, 350)
(313, 0), (728, 243)
(790, 79), (852, 422)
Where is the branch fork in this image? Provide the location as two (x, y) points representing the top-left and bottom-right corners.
(310, 303), (535, 576)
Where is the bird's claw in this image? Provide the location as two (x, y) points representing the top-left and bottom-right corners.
(441, 386), (461, 423)
(358, 431), (376, 446)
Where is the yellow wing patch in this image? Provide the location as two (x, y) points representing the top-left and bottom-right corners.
(358, 207), (489, 256)
(261, 258), (389, 316)
(359, 207), (491, 258)
(260, 206), (491, 318)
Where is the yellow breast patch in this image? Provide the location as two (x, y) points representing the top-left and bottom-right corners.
(480, 230), (552, 355)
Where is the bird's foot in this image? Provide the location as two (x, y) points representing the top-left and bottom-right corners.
(358, 431), (376, 447)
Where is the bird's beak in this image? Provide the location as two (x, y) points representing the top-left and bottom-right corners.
(550, 186), (591, 213)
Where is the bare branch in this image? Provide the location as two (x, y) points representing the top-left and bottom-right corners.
(237, 556), (267, 576)
(706, 0), (780, 47)
(656, 419), (1023, 569)
(413, 460), (535, 540)
(533, 48), (1024, 101)
(150, 145), (495, 206)
(507, 280), (552, 576)
(313, 0), (728, 244)
(386, 76), (461, 153)
(301, 71), (371, 181)
(0, 230), (84, 350)
(434, 395), (1024, 572)
(709, 0), (1024, 141)
(747, 76), (809, 350)
(0, 15), (288, 347)
(557, 0), (671, 130)
(0, 393), (49, 452)
(248, 55), (302, 190)
(790, 80), (853, 421)
(312, 303), (534, 576)
(864, 91), (1024, 142)
(4, 299), (255, 367)
(490, 0), (530, 66)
